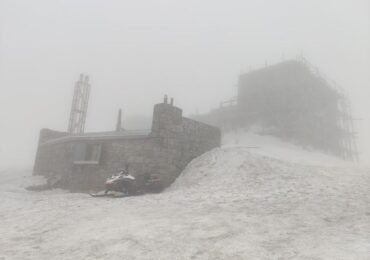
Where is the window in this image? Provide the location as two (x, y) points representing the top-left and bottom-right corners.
(73, 143), (102, 165)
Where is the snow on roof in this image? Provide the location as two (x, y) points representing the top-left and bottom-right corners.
(41, 129), (151, 146)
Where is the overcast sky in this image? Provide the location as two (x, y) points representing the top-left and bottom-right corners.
(0, 0), (369, 166)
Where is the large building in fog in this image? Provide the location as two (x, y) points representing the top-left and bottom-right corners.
(194, 58), (357, 160)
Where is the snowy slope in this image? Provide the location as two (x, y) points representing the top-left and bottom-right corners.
(170, 147), (370, 258)
(222, 130), (351, 166)
(0, 133), (369, 260)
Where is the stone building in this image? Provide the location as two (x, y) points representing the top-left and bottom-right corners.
(33, 98), (221, 192)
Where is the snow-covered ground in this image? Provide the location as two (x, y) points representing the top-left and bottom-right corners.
(1, 133), (369, 259)
(222, 130), (352, 166)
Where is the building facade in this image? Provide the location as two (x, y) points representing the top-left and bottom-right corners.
(33, 100), (221, 192)
(193, 59), (357, 160)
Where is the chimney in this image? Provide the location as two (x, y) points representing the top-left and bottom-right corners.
(116, 108), (123, 131)
(170, 97), (174, 106)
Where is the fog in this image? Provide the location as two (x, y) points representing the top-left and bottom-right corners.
(0, 0), (369, 166)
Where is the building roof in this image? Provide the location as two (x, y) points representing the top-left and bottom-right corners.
(41, 129), (151, 146)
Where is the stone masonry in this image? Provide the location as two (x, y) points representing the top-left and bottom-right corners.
(33, 100), (221, 192)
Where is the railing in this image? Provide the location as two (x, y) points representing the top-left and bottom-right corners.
(219, 97), (238, 109)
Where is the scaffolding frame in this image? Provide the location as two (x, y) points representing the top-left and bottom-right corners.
(298, 56), (358, 161)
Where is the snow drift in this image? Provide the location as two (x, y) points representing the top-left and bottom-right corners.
(0, 133), (369, 259)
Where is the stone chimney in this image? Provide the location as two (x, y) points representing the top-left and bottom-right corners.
(116, 108), (123, 131)
(151, 96), (182, 138)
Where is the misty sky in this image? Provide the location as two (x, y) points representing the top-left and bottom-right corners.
(0, 0), (369, 166)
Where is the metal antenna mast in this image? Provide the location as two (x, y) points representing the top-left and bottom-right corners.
(68, 74), (91, 134)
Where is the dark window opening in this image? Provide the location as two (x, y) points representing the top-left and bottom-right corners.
(73, 143), (102, 165)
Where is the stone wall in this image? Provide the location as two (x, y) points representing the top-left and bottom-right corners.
(33, 129), (70, 176)
(33, 102), (221, 192)
(150, 103), (221, 187)
(34, 135), (160, 192)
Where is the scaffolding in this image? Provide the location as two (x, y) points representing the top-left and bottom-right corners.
(298, 56), (358, 161)
(213, 97), (239, 131)
(194, 57), (358, 161)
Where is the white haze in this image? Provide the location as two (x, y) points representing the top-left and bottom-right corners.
(0, 0), (369, 167)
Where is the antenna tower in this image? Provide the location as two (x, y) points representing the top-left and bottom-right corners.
(68, 74), (91, 134)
